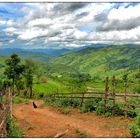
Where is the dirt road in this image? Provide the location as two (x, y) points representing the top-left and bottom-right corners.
(13, 100), (132, 138)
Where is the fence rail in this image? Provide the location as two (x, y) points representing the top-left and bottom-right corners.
(46, 76), (140, 116)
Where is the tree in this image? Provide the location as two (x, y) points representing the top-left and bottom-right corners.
(4, 54), (25, 95)
(70, 73), (91, 92)
(122, 73), (128, 82)
(24, 59), (35, 98)
(15, 76), (25, 96)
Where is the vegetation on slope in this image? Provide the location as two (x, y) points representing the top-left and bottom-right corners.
(51, 45), (140, 78)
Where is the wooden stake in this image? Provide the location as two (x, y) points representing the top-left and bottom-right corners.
(104, 77), (109, 112)
(112, 76), (116, 116)
(9, 86), (12, 119)
(80, 92), (85, 107)
(124, 79), (127, 102)
(124, 78), (127, 118)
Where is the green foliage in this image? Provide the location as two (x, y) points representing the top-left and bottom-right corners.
(52, 45), (140, 78)
(134, 87), (140, 93)
(95, 101), (126, 116)
(15, 77), (25, 95)
(45, 95), (139, 118)
(96, 105), (105, 115)
(4, 54), (25, 94)
(113, 103), (125, 116)
(128, 108), (140, 137)
(0, 79), (12, 91)
(45, 97), (81, 108)
(129, 123), (140, 138)
(135, 116), (140, 126)
(6, 119), (23, 138)
(13, 96), (28, 104)
(24, 59), (35, 98)
(24, 59), (35, 87)
(4, 54), (25, 81)
(122, 73), (128, 81)
(79, 98), (101, 113)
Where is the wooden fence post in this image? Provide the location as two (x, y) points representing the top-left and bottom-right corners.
(9, 86), (12, 119)
(124, 78), (128, 117)
(124, 78), (127, 102)
(80, 92), (85, 107)
(104, 77), (109, 111)
(0, 84), (12, 137)
(112, 76), (116, 116)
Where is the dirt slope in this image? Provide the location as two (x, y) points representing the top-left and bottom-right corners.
(13, 100), (132, 138)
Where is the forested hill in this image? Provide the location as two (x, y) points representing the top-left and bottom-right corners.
(51, 45), (140, 77)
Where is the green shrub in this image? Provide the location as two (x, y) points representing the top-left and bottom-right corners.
(128, 115), (140, 138)
(134, 87), (140, 93)
(135, 108), (140, 116)
(57, 98), (72, 107)
(13, 96), (27, 104)
(70, 98), (81, 107)
(6, 119), (23, 138)
(104, 112), (112, 117)
(135, 116), (140, 126)
(95, 100), (113, 116)
(79, 98), (101, 113)
(114, 103), (125, 116)
(128, 123), (140, 138)
(79, 100), (94, 113)
(96, 105), (105, 115)
(45, 97), (81, 108)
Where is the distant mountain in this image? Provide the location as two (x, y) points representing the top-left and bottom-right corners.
(28, 48), (71, 57)
(51, 45), (140, 77)
(0, 47), (72, 62)
(0, 48), (50, 62)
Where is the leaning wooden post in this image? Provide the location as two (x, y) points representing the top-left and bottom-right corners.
(104, 77), (109, 112)
(112, 76), (116, 116)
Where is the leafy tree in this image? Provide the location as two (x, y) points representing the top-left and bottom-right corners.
(122, 73), (128, 82)
(4, 54), (25, 95)
(70, 73), (91, 92)
(24, 59), (35, 98)
(15, 76), (25, 96)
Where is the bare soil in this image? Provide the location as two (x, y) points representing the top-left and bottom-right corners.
(13, 100), (132, 138)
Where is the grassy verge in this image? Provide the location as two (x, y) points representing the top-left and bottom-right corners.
(6, 118), (23, 138)
(129, 115), (140, 137)
(13, 96), (28, 104)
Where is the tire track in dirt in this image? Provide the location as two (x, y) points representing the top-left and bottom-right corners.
(13, 100), (132, 138)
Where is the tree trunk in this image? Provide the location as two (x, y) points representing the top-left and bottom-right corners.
(12, 78), (15, 95)
(18, 89), (20, 96)
(29, 86), (33, 98)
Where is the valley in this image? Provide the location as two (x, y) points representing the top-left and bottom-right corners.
(0, 44), (140, 138)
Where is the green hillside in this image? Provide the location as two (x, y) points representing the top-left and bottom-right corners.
(51, 45), (140, 78)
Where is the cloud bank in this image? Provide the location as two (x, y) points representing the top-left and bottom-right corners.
(0, 3), (140, 49)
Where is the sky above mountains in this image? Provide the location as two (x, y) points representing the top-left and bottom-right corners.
(0, 3), (140, 49)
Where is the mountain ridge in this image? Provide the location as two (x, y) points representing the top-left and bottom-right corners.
(50, 45), (140, 77)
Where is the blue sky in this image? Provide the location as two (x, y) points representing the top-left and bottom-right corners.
(0, 3), (140, 49)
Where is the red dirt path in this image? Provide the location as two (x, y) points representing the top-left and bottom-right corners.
(13, 100), (132, 138)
